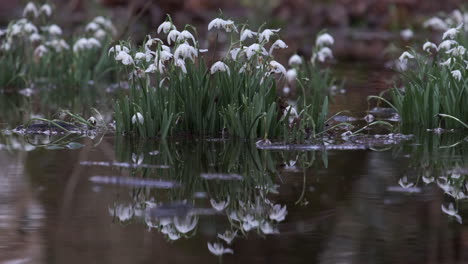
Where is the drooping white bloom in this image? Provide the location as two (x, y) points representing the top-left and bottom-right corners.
(47, 39), (70, 52)
(398, 176), (414, 189)
(269, 39), (288, 54)
(39, 4), (52, 17)
(94, 29), (107, 40)
(145, 61), (165, 74)
(259, 28), (280, 43)
(135, 51), (153, 63)
(157, 21), (175, 34)
(177, 30), (196, 44)
(316, 33), (334, 47)
(174, 59), (187, 74)
(400, 29), (414, 41)
(208, 18), (237, 32)
(422, 41), (438, 53)
(240, 29), (257, 42)
(423, 17), (448, 31)
(217, 230), (237, 244)
(286, 69), (297, 83)
(443, 25), (461, 40)
(260, 221), (279, 234)
(242, 214), (259, 231)
(144, 37), (163, 51)
(132, 112), (144, 125)
(229, 47), (242, 60)
(283, 105), (298, 124)
(398, 51), (414, 62)
(161, 225), (181, 241)
(210, 197), (230, 211)
(269, 204), (287, 222)
(446, 46), (466, 56)
(422, 175), (434, 184)
(174, 216), (198, 234)
(288, 54), (302, 66)
(315, 47), (333, 62)
(34, 45), (48, 58)
(245, 43), (268, 59)
(441, 203), (462, 223)
(174, 42), (197, 62)
(73, 38), (101, 52)
(167, 29), (180, 45)
(438, 40), (458, 51)
(210, 61), (230, 75)
(110, 204), (133, 222)
(23, 2), (38, 18)
(131, 153), (144, 165)
(48, 24), (62, 35)
(23, 23), (38, 34)
(440, 58), (452, 66)
(108, 45), (130, 55)
(86, 22), (100, 32)
(207, 242), (233, 256)
(155, 50), (173, 62)
(451, 70), (462, 81)
(269, 60), (287, 75)
(29, 33), (41, 42)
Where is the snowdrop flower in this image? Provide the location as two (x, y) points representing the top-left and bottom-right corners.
(177, 30), (196, 44)
(438, 40), (457, 51)
(48, 24), (62, 35)
(23, 2), (38, 18)
(398, 176), (414, 189)
(174, 215), (198, 234)
(110, 204), (133, 222)
(161, 225), (181, 240)
(269, 60), (287, 75)
(132, 112), (144, 125)
(422, 175), (434, 184)
(210, 61), (230, 75)
(86, 22), (100, 32)
(422, 41), (438, 53)
(157, 21), (175, 34)
(261, 221), (279, 234)
(245, 43), (268, 59)
(283, 86), (290, 95)
(175, 59), (187, 74)
(87, 116), (97, 126)
(167, 29), (180, 44)
(229, 47), (242, 60)
(174, 42), (197, 62)
(145, 61), (165, 74)
(208, 18), (237, 32)
(399, 51), (414, 62)
(315, 47), (333, 62)
(132, 153), (144, 164)
(135, 52), (153, 63)
(451, 70), (462, 81)
(288, 54), (302, 66)
(442, 25), (462, 40)
(286, 69), (297, 83)
(447, 46), (466, 56)
(94, 29), (107, 40)
(269, 204), (287, 222)
(283, 105), (298, 124)
(155, 50), (173, 62)
(269, 39), (288, 54)
(210, 197), (230, 211)
(423, 17), (448, 31)
(440, 58), (451, 66)
(441, 203), (462, 223)
(400, 29), (414, 41)
(39, 4), (52, 17)
(316, 33), (334, 47)
(465, 60), (468, 70)
(259, 28), (280, 43)
(207, 242), (233, 256)
(47, 39), (70, 52)
(144, 37), (163, 51)
(218, 230), (237, 244)
(242, 214), (259, 231)
(240, 29), (257, 42)
(34, 45), (48, 58)
(73, 38), (101, 52)
(23, 23), (38, 34)
(108, 45), (130, 55)
(29, 33), (41, 42)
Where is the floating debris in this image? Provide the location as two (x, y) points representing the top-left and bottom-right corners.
(89, 175), (179, 188)
(200, 173), (243, 180)
(81, 161), (170, 169)
(12, 121), (90, 135)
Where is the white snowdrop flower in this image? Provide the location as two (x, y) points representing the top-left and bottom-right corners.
(440, 58), (452, 66)
(34, 45), (48, 57)
(229, 47), (242, 60)
(86, 22), (100, 32)
(167, 29), (180, 45)
(208, 18), (237, 32)
(157, 21), (175, 34)
(446, 46), (466, 56)
(48, 24), (62, 35)
(174, 216), (198, 234)
(364, 114), (374, 123)
(400, 29), (414, 41)
(145, 63), (159, 74)
(259, 28), (280, 43)
(210, 197), (230, 211)
(240, 29), (257, 42)
(242, 214), (259, 231)
(108, 45), (130, 55)
(87, 37), (101, 48)
(441, 203), (462, 223)
(110, 204), (133, 222)
(398, 51), (414, 62)
(135, 52), (150, 63)
(174, 42), (197, 62)
(23, 2), (38, 18)
(115, 51), (134, 65)
(238, 64), (247, 73)
(245, 43), (268, 59)
(207, 242), (233, 256)
(177, 30), (196, 44)
(283, 86), (290, 95)
(161, 45), (171, 52)
(316, 47), (333, 62)
(438, 39), (458, 51)
(423, 17), (448, 31)
(269, 60), (287, 75)
(132, 112), (144, 125)
(288, 54), (302, 66)
(465, 60), (468, 70)
(217, 230), (237, 244)
(451, 70), (462, 81)
(316, 33), (334, 47)
(131, 153), (144, 165)
(443, 27), (459, 40)
(451, 10), (464, 24)
(260, 222), (279, 234)
(94, 29), (107, 40)
(269, 204), (287, 222)
(175, 59), (187, 74)
(23, 23), (38, 34)
(47, 39), (70, 52)
(73, 38), (100, 52)
(422, 41), (438, 53)
(144, 37), (163, 51)
(39, 4), (52, 17)
(398, 176), (414, 189)
(210, 61), (230, 75)
(269, 39), (288, 54)
(29, 33), (41, 42)
(422, 175), (434, 184)
(87, 116), (97, 126)
(283, 105), (298, 124)
(161, 225), (181, 241)
(286, 68), (297, 83)
(155, 50), (173, 62)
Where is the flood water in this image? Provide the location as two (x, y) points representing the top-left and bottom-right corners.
(0, 69), (467, 264)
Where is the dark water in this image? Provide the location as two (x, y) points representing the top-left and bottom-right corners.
(0, 72), (467, 264)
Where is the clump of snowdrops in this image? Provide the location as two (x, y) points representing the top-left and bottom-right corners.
(0, 2), (117, 90)
(113, 15), (337, 140)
